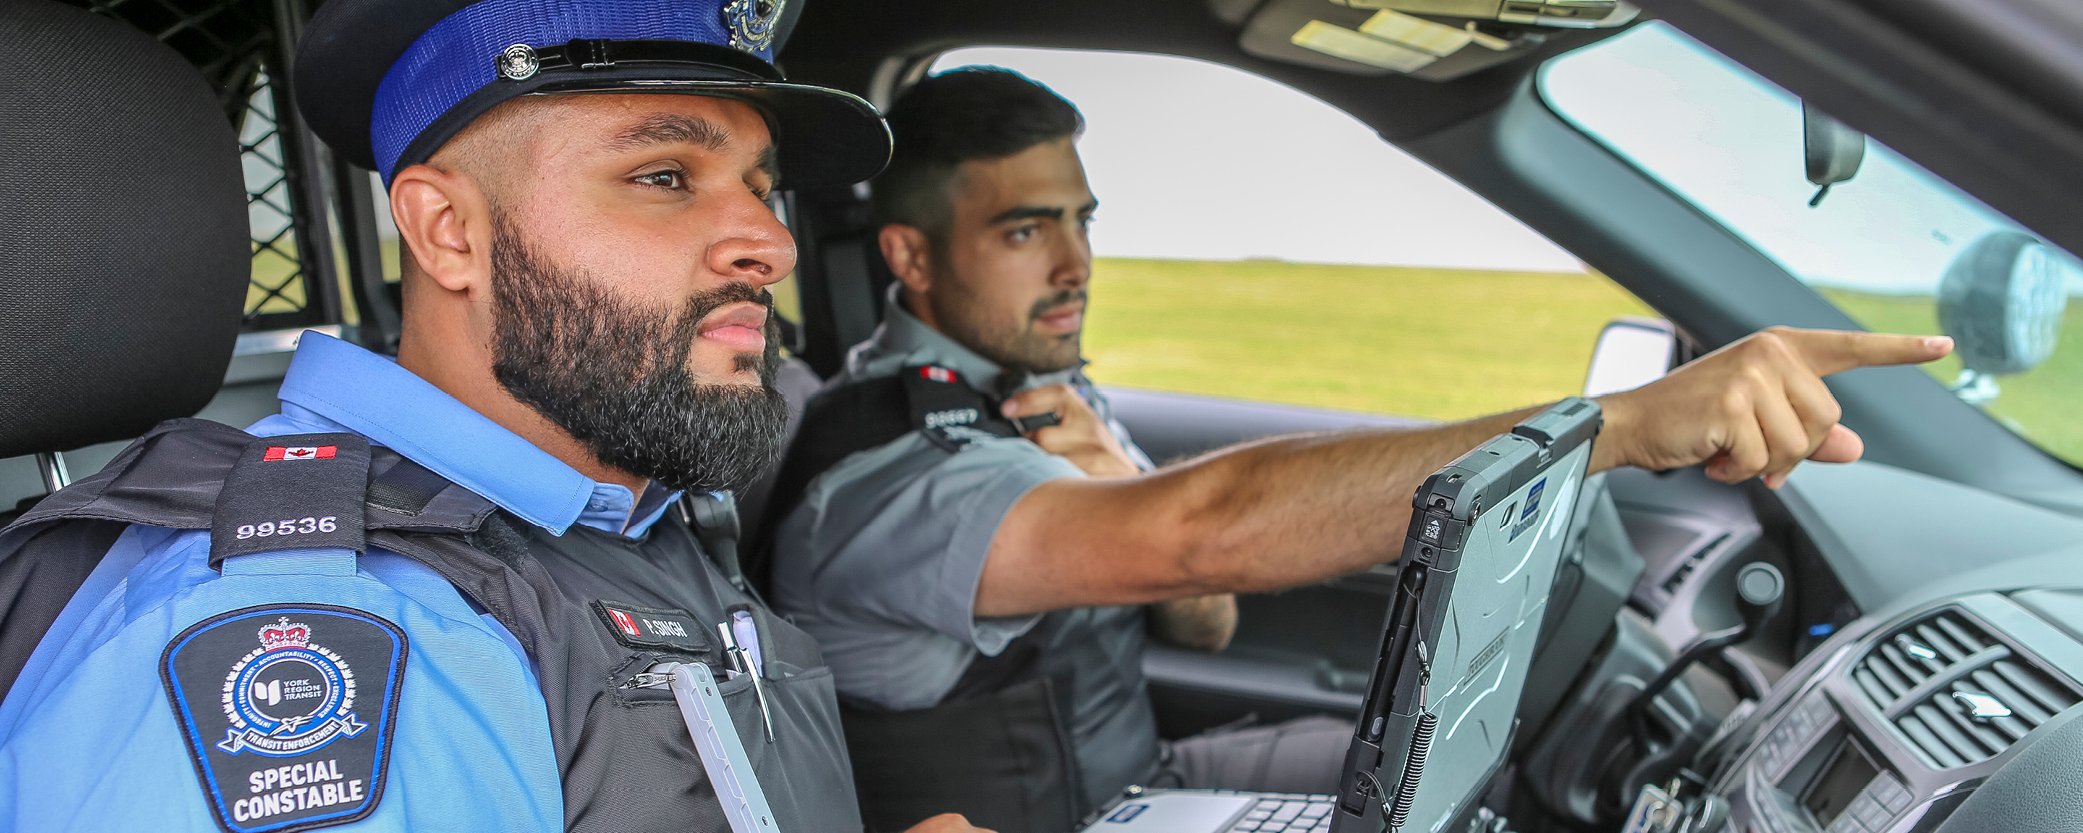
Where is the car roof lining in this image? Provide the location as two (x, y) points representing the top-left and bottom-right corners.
(780, 0), (1622, 146)
(786, 0), (2083, 268)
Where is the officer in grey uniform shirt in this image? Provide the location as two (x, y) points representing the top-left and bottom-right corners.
(760, 69), (1357, 833)
(760, 66), (1959, 833)
(779, 286), (1160, 714)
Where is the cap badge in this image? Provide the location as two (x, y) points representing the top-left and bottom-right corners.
(722, 0), (784, 54)
(497, 43), (541, 81)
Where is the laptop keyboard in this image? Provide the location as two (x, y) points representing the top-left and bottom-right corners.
(1227, 795), (1335, 832)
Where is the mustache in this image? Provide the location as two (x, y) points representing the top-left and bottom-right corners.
(680, 282), (776, 326)
(677, 283), (777, 376)
(1028, 289), (1087, 321)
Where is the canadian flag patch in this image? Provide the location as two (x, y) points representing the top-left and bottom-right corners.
(263, 445), (337, 462)
(918, 366), (957, 384)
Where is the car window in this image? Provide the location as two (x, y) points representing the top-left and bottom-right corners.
(1541, 23), (2083, 466)
(930, 47), (1649, 422)
(236, 67), (335, 334)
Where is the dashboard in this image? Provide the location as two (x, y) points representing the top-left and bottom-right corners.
(1700, 589), (2083, 833)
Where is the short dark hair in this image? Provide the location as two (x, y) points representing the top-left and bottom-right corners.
(871, 66), (1084, 242)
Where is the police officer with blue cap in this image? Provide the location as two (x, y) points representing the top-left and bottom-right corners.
(0, 1), (990, 831)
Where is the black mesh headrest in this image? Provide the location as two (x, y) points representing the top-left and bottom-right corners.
(0, 1), (248, 458)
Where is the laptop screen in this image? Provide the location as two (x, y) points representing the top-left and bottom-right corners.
(1334, 400), (1600, 833)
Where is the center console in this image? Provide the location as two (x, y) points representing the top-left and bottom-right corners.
(1627, 590), (2083, 833)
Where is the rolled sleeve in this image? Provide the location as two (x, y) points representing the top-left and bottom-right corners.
(929, 442), (1077, 654)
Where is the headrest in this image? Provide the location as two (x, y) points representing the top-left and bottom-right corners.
(0, 1), (249, 458)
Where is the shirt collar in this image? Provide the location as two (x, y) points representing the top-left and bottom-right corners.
(269, 332), (678, 537)
(850, 284), (1085, 395)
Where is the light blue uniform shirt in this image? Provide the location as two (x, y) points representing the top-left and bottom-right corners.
(0, 332), (674, 832)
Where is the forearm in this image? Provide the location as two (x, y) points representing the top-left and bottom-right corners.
(980, 405), (1546, 617)
(1154, 405), (1541, 595)
(1147, 593), (1237, 652)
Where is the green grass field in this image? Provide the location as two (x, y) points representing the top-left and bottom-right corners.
(243, 251), (2080, 464)
(1819, 288), (2083, 464)
(1082, 258), (1650, 419)
(1081, 257), (2082, 465)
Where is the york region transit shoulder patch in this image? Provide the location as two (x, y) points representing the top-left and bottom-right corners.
(162, 605), (406, 833)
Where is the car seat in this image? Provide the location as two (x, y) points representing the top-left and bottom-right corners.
(0, 0), (250, 696)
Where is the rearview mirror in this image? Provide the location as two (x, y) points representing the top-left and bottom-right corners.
(1938, 231), (2071, 405)
(1802, 102), (1866, 206)
(1584, 317), (1678, 397)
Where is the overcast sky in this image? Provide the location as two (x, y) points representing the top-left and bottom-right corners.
(938, 26), (2083, 295)
(934, 46), (1586, 273)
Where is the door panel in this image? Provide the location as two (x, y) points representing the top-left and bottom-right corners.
(1105, 386), (1420, 736)
(1104, 387), (1422, 465)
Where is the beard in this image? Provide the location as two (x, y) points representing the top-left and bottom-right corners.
(487, 215), (787, 496)
(928, 282), (1086, 375)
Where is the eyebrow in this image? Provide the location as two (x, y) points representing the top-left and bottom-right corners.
(988, 199), (1100, 225)
(606, 112), (781, 182)
(608, 113), (730, 152)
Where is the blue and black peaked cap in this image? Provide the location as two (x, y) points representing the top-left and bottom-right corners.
(294, 0), (890, 187)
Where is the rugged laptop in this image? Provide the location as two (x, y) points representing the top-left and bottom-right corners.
(1076, 398), (1601, 833)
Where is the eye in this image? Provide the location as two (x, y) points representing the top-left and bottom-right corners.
(1007, 224), (1039, 244)
(633, 168), (686, 190)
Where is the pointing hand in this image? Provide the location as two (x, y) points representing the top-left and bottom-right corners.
(1596, 327), (1952, 488)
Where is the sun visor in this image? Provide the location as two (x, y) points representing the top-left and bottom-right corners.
(1241, 0), (1632, 80)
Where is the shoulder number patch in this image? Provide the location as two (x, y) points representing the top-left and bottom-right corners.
(162, 605), (407, 833)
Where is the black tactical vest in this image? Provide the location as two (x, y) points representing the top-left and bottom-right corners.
(0, 419), (862, 833)
(749, 366), (1161, 833)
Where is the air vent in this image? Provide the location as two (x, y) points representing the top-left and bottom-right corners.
(1852, 610), (1991, 709)
(1893, 659), (2080, 768)
(1852, 609), (2082, 770)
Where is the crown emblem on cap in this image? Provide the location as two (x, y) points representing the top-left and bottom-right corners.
(497, 43), (541, 81)
(722, 0), (784, 54)
(258, 617), (313, 651)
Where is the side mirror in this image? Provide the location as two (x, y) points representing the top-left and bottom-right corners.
(1938, 231), (2071, 405)
(1585, 317), (1679, 397)
(1802, 102), (1866, 207)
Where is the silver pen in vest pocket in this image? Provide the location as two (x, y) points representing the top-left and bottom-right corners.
(718, 619), (776, 742)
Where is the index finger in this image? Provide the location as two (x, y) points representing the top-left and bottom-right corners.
(1779, 328), (1952, 376)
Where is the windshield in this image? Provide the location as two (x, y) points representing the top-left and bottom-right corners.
(1540, 23), (2083, 467)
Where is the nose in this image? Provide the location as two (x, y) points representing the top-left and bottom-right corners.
(1052, 221), (1092, 290)
(706, 190), (797, 288)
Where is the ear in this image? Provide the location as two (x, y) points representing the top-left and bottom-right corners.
(877, 224), (934, 295)
(389, 163), (495, 295)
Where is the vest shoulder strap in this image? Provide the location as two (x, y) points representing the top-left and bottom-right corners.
(745, 364), (1023, 594)
(207, 431), (372, 565)
(0, 419), (500, 702)
(8, 418), (248, 533)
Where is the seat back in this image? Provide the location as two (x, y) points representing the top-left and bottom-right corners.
(0, 0), (251, 692)
(734, 356), (826, 548)
(0, 0), (250, 462)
